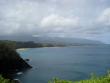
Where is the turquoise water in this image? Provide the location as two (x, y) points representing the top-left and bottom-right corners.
(16, 46), (110, 83)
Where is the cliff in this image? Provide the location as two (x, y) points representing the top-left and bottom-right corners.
(0, 42), (32, 78)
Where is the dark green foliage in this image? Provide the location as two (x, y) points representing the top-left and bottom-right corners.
(0, 75), (14, 83)
(15, 41), (43, 48)
(0, 40), (16, 50)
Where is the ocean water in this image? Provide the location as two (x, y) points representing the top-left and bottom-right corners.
(16, 46), (110, 83)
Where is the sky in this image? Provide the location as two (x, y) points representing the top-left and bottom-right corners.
(0, 0), (110, 43)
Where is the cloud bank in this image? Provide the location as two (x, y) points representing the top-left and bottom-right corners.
(0, 0), (110, 43)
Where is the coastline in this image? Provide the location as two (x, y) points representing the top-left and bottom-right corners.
(17, 48), (29, 51)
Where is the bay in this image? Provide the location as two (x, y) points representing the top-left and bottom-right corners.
(16, 46), (110, 83)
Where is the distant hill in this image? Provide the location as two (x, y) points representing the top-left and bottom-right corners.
(34, 37), (104, 45)
(0, 36), (104, 46)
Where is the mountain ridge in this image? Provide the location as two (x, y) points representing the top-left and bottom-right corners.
(0, 36), (104, 45)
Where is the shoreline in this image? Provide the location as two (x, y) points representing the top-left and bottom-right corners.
(16, 45), (106, 50)
(17, 48), (29, 51)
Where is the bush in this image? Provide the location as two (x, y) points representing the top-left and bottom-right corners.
(49, 71), (110, 83)
(0, 75), (14, 83)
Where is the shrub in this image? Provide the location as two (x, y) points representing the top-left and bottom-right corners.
(0, 75), (14, 83)
(49, 71), (110, 83)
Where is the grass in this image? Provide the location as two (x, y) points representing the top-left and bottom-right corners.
(0, 75), (14, 83)
(49, 71), (110, 83)
(1, 71), (110, 83)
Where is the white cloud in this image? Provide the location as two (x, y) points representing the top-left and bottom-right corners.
(40, 14), (80, 28)
(97, 8), (110, 26)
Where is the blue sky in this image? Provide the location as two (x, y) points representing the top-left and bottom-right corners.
(0, 0), (110, 43)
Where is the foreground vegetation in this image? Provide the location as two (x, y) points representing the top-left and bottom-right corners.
(49, 71), (110, 83)
(0, 75), (14, 83)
